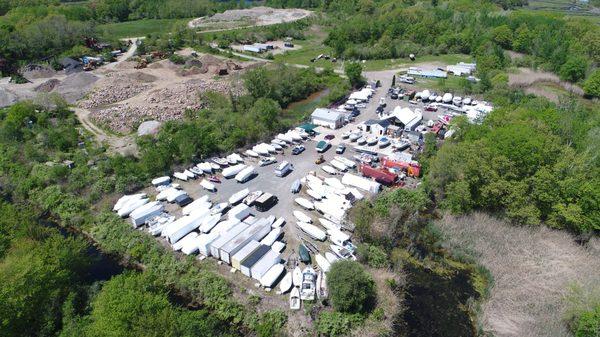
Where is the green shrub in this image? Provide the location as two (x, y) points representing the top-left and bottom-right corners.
(327, 260), (376, 313)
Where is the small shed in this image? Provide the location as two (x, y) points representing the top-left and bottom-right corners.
(311, 108), (345, 129)
(364, 119), (390, 136)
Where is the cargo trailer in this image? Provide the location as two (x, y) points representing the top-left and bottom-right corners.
(240, 245), (271, 277)
(228, 203), (251, 221)
(250, 250), (282, 280)
(260, 227), (282, 246)
(130, 201), (164, 228)
(359, 164), (397, 185)
(219, 222), (271, 264)
(231, 240), (261, 270)
(208, 223), (249, 259)
(197, 232), (221, 256)
(341, 173), (381, 193)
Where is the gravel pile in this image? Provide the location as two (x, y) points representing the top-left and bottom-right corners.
(35, 79), (61, 92)
(79, 75), (152, 109)
(53, 72), (99, 103)
(90, 79), (244, 133)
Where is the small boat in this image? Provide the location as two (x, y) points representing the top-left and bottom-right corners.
(298, 244), (311, 264)
(331, 244), (357, 261)
(212, 157), (228, 167)
(295, 197), (314, 210)
(209, 163), (220, 171)
(325, 252), (339, 264)
(244, 150), (259, 158)
(315, 254), (331, 273)
(200, 179), (216, 192)
(306, 189), (322, 201)
(453, 96), (463, 106)
(293, 266), (303, 286)
(173, 172), (188, 181)
(290, 287), (301, 310)
(189, 167), (204, 176)
(293, 211), (312, 223)
(243, 190), (263, 206)
(321, 165), (337, 175)
(199, 214), (221, 233)
(272, 217), (285, 228)
(317, 272), (328, 299)
(211, 202), (228, 215)
(290, 179), (301, 193)
(319, 218), (340, 231)
(366, 136), (378, 146)
(208, 175), (221, 183)
(334, 156), (356, 169)
(341, 131), (351, 139)
(391, 139), (410, 151)
(349, 133), (361, 142)
(272, 138), (287, 147)
(357, 136), (367, 145)
(258, 156), (276, 166)
(463, 97), (472, 105)
(329, 160), (347, 172)
(353, 154), (371, 164)
(279, 271), (293, 294)
(271, 143), (282, 151)
(172, 232), (198, 251)
(378, 137), (390, 148)
(228, 188), (249, 205)
(183, 169), (196, 179)
(297, 222), (326, 241)
(300, 267), (316, 300)
(197, 162), (213, 173)
(435, 96), (443, 102)
(226, 155), (238, 165)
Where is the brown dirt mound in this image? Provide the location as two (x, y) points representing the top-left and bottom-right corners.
(21, 64), (56, 80)
(34, 79), (61, 92)
(128, 72), (157, 83)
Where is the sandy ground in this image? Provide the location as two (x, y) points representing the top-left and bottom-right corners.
(508, 67), (584, 102)
(188, 7), (312, 31)
(436, 212), (600, 337)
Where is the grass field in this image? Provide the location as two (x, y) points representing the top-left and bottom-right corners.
(98, 18), (190, 39)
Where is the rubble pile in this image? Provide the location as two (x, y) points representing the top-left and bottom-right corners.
(79, 75), (152, 109)
(90, 79), (244, 133)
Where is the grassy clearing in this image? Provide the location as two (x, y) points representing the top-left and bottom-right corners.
(436, 212), (600, 337)
(98, 18), (190, 39)
(361, 53), (473, 71)
(274, 35), (334, 66)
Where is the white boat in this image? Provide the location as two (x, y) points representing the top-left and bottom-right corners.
(258, 156), (276, 166)
(453, 96), (463, 106)
(172, 232), (198, 251)
(306, 189), (322, 201)
(272, 138), (287, 147)
(378, 137), (390, 148)
(200, 179), (216, 192)
(305, 174), (322, 185)
(156, 188), (176, 201)
(296, 222), (326, 241)
(117, 198), (149, 218)
(319, 218), (341, 231)
(151, 176), (170, 187)
(252, 145), (270, 156)
(442, 92), (453, 103)
(189, 167), (203, 176)
(463, 97), (472, 105)
(315, 253), (331, 273)
(293, 211), (312, 223)
(290, 287), (301, 310)
(341, 131), (351, 139)
(329, 160), (347, 172)
(436, 96), (443, 102)
(183, 169), (195, 179)
(334, 156), (356, 169)
(222, 164), (246, 178)
(300, 267), (316, 300)
(173, 172), (188, 181)
(324, 177), (345, 190)
(113, 193), (146, 211)
(288, 131), (302, 141)
(260, 263), (285, 288)
(277, 133), (293, 144)
(321, 165), (338, 175)
(182, 196), (210, 215)
(229, 188), (250, 205)
(197, 162), (213, 173)
(244, 150), (259, 158)
(212, 157), (229, 167)
(325, 252), (339, 263)
(294, 198), (314, 210)
(429, 94), (437, 101)
(235, 166), (256, 183)
(292, 266), (303, 287)
(211, 202), (228, 215)
(243, 190), (263, 206)
(266, 215), (276, 226)
(366, 136), (378, 146)
(349, 133), (361, 142)
(199, 214), (221, 233)
(209, 163), (220, 171)
(331, 244), (357, 261)
(271, 143), (282, 151)
(272, 217), (285, 228)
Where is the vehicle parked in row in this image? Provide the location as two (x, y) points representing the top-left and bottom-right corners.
(336, 144), (346, 154)
(292, 145), (305, 155)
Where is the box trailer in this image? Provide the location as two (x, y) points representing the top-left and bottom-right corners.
(130, 201), (164, 228)
(235, 166), (256, 183)
(164, 212), (206, 243)
(260, 227), (282, 246)
(240, 245), (271, 277)
(151, 176), (171, 187)
(197, 232), (221, 256)
(209, 223), (249, 259)
(219, 222), (271, 264)
(211, 219), (240, 235)
(341, 173), (381, 194)
(231, 240), (261, 270)
(222, 164), (247, 179)
(228, 203), (251, 221)
(250, 250), (282, 280)
(359, 164), (397, 185)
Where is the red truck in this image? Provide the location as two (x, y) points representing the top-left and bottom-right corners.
(359, 164), (398, 185)
(381, 157), (421, 177)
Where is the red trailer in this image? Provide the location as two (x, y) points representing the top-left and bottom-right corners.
(381, 157), (421, 177)
(359, 164), (398, 185)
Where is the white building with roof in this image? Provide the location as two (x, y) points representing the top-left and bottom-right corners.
(311, 108), (345, 129)
(381, 106), (423, 131)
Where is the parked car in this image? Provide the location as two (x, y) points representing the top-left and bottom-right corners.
(324, 134), (335, 140)
(292, 145), (305, 155)
(425, 104), (438, 111)
(259, 156), (277, 166)
(390, 94), (399, 100)
(336, 144), (346, 154)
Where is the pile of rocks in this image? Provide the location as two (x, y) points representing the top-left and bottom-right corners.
(79, 75), (152, 109)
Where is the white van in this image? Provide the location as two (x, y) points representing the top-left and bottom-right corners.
(274, 161), (293, 177)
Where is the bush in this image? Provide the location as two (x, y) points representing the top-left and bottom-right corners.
(583, 70), (600, 98)
(316, 311), (364, 337)
(169, 53), (186, 65)
(356, 244), (388, 268)
(327, 260), (376, 313)
(574, 306), (600, 337)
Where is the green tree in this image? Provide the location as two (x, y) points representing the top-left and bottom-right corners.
(492, 25), (512, 49)
(327, 260), (375, 313)
(583, 69), (600, 98)
(560, 56), (587, 83)
(344, 62), (364, 88)
(250, 98), (281, 131)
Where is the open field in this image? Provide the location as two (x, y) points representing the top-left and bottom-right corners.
(98, 18), (190, 39)
(436, 212), (600, 337)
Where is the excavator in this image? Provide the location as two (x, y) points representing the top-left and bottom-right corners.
(314, 155), (325, 165)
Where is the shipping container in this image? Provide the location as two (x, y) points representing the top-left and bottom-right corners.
(240, 245), (271, 277)
(359, 164), (397, 185)
(228, 203), (251, 221)
(231, 240), (261, 270)
(197, 232), (221, 256)
(250, 250), (282, 280)
(208, 223), (249, 259)
(219, 222), (271, 264)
